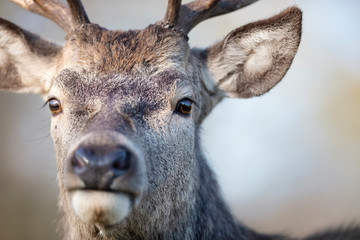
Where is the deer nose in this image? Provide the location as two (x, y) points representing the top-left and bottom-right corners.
(69, 146), (134, 189)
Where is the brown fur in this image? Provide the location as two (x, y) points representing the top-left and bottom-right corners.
(1, 2), (359, 239)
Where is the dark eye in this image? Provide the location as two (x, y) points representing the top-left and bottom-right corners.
(175, 99), (193, 116)
(48, 98), (62, 115)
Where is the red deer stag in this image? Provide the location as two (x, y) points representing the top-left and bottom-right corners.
(0, 0), (359, 239)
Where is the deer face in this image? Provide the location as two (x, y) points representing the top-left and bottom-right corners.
(49, 24), (203, 227)
(0, 0), (301, 236)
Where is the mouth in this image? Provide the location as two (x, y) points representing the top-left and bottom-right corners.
(70, 189), (132, 226)
(64, 131), (147, 227)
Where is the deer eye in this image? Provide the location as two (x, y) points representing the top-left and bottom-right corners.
(175, 99), (193, 116)
(48, 98), (62, 115)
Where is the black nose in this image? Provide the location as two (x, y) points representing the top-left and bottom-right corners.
(70, 145), (133, 189)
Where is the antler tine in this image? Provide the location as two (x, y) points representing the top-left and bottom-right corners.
(10, 0), (90, 32)
(178, 0), (259, 34)
(66, 0), (90, 26)
(164, 0), (182, 26)
(10, 0), (72, 32)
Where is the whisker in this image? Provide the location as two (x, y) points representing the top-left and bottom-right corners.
(26, 133), (51, 143)
(30, 134), (51, 149)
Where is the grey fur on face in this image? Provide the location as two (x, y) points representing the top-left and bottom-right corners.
(2, 1), (359, 239)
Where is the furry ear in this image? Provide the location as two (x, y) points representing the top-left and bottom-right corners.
(203, 7), (302, 98)
(0, 18), (62, 94)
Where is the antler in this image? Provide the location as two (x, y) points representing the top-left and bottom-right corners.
(164, 0), (259, 34)
(66, 0), (90, 27)
(164, 0), (182, 27)
(10, 0), (90, 32)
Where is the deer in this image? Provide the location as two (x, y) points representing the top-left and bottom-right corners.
(0, 0), (359, 239)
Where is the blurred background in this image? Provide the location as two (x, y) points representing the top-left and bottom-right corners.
(0, 0), (359, 239)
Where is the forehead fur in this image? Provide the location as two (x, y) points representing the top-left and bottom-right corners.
(54, 70), (181, 105)
(62, 24), (189, 76)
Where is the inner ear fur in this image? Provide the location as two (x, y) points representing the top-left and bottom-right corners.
(0, 18), (62, 94)
(204, 7), (302, 98)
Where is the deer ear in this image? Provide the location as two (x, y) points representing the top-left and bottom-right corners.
(0, 18), (62, 95)
(204, 7), (302, 98)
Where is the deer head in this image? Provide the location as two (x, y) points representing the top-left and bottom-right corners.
(0, 0), (301, 238)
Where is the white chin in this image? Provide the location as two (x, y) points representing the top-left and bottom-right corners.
(71, 190), (131, 226)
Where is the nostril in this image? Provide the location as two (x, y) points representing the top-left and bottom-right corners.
(72, 149), (89, 172)
(67, 144), (137, 190)
(112, 149), (131, 171)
